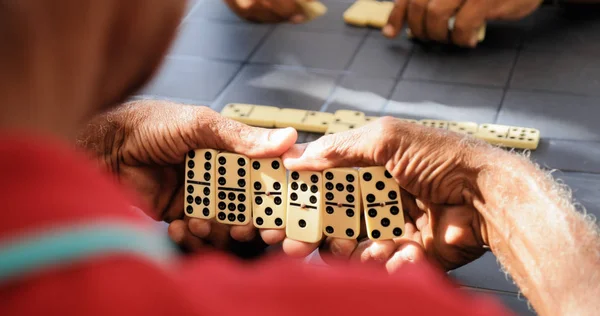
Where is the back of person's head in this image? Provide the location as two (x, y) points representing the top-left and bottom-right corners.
(0, 0), (186, 114)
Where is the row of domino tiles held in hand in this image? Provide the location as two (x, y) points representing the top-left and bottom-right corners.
(221, 103), (541, 150)
(185, 149), (405, 243)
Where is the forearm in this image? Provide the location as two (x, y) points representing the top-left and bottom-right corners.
(474, 150), (600, 316)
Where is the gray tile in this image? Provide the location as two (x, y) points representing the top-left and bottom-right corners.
(554, 171), (600, 219)
(524, 6), (600, 53)
(213, 64), (339, 111)
(477, 19), (533, 49)
(529, 139), (600, 174)
(186, 0), (243, 23)
(510, 50), (600, 96)
(450, 252), (519, 293)
(498, 90), (600, 141)
(250, 28), (363, 71)
(347, 34), (413, 79)
(169, 20), (271, 61)
(139, 57), (240, 102)
(324, 76), (396, 115)
(403, 46), (517, 87)
(465, 289), (537, 316)
(279, 0), (368, 36)
(384, 81), (503, 122)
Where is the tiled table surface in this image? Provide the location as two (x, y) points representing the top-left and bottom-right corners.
(137, 1), (600, 315)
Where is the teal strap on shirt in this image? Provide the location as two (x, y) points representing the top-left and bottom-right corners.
(0, 222), (178, 283)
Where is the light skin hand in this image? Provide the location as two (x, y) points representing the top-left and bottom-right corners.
(283, 117), (600, 316)
(383, 0), (543, 47)
(223, 0), (314, 24)
(281, 117), (490, 270)
(77, 99), (297, 253)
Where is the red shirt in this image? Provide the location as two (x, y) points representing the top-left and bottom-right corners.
(0, 133), (513, 316)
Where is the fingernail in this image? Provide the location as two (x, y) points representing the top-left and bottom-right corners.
(469, 35), (478, 47)
(270, 128), (294, 144)
(382, 25), (394, 37)
(290, 14), (306, 24)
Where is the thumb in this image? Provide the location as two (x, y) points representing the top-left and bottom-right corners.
(282, 119), (397, 171)
(206, 111), (298, 158)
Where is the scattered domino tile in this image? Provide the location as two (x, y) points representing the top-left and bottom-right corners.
(448, 121), (478, 135)
(420, 119), (449, 130)
(343, 0), (394, 29)
(503, 126), (540, 150)
(220, 103), (279, 128)
(325, 121), (361, 135)
(322, 168), (361, 239)
(297, 0), (328, 20)
(250, 158), (287, 229)
(185, 149), (218, 219)
(358, 166), (405, 240)
(333, 109), (366, 125)
(274, 108), (335, 133)
(215, 153), (252, 226)
(473, 123), (512, 146)
(286, 171), (324, 243)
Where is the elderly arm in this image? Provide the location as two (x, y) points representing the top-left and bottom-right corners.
(473, 150), (600, 316)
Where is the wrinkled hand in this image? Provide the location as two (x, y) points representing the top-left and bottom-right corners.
(281, 117), (492, 272)
(383, 0), (542, 47)
(224, 0), (314, 23)
(77, 100), (297, 253)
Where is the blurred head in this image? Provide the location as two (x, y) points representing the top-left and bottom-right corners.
(0, 0), (186, 124)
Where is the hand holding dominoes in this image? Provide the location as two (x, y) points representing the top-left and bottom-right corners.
(281, 116), (493, 272)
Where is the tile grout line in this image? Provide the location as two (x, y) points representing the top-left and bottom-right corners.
(319, 29), (372, 112)
(379, 41), (417, 116)
(208, 26), (278, 110)
(493, 39), (523, 124)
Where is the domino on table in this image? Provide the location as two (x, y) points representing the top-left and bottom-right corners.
(274, 108), (334, 133)
(250, 158), (287, 229)
(286, 171), (324, 243)
(448, 121), (478, 135)
(296, 0), (328, 20)
(420, 119), (449, 130)
(215, 153), (252, 226)
(323, 168), (361, 239)
(358, 167), (405, 240)
(333, 110), (366, 125)
(343, 0), (394, 29)
(185, 149), (218, 219)
(473, 124), (540, 150)
(220, 103), (280, 128)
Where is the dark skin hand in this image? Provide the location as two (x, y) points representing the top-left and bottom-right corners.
(383, 0), (543, 47)
(77, 100), (298, 253)
(281, 117), (490, 272)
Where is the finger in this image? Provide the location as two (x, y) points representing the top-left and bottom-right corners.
(229, 222), (257, 242)
(259, 228), (287, 245)
(282, 120), (392, 171)
(350, 239), (396, 265)
(187, 218), (212, 238)
(319, 237), (358, 263)
(168, 219), (205, 252)
(260, 0), (303, 21)
(207, 220), (232, 249)
(385, 240), (427, 274)
(407, 0), (430, 40)
(282, 238), (320, 258)
(451, 0), (488, 47)
(207, 110), (298, 158)
(425, 0), (462, 42)
(383, 0), (409, 38)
